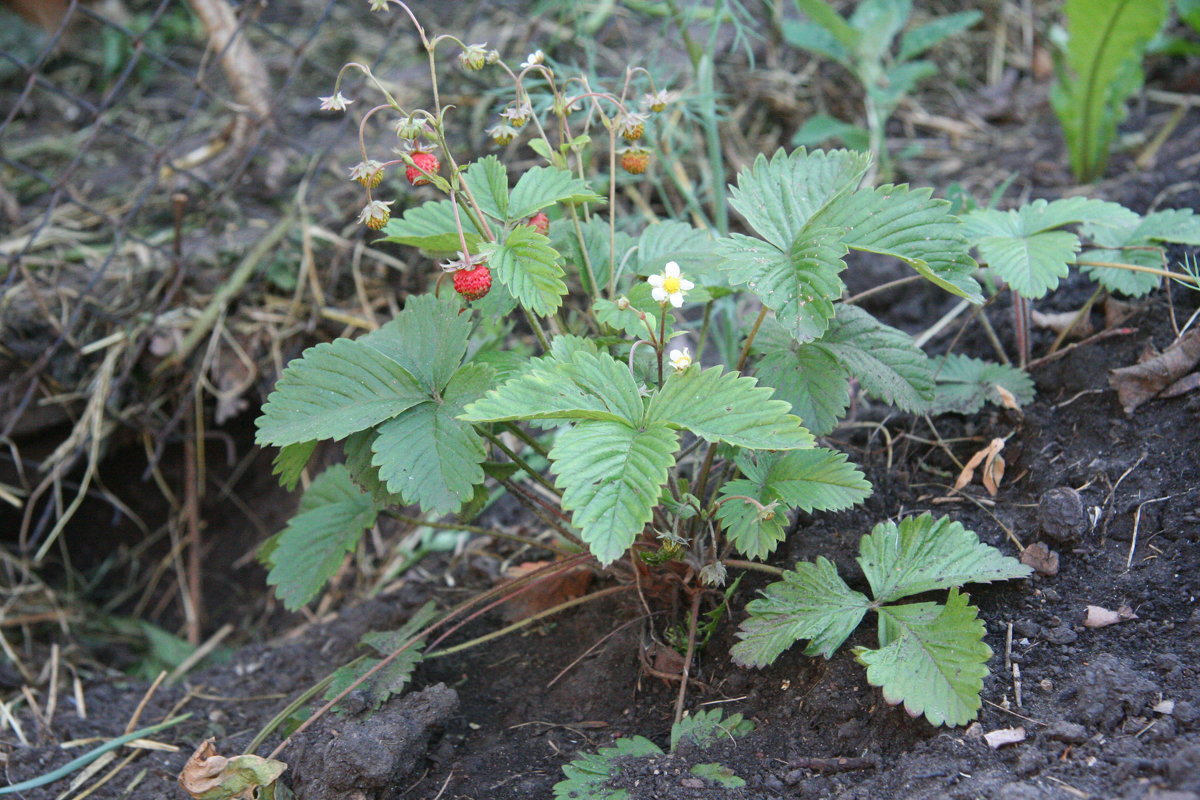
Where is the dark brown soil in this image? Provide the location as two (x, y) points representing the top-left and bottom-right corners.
(4, 7), (1200, 800)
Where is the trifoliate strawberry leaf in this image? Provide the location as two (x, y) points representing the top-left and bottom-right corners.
(594, 298), (656, 339)
(256, 338), (428, 447)
(815, 184), (982, 303)
(324, 601), (438, 713)
(550, 420), (677, 566)
(645, 364), (815, 450)
(853, 589), (991, 727)
(265, 464), (377, 610)
(727, 148), (870, 250)
(715, 479), (788, 561)
(752, 318), (851, 436)
(932, 354), (1036, 414)
(508, 165), (603, 221)
(561, 216), (635, 295)
(461, 350), (641, 426)
(821, 304), (935, 413)
(359, 293), (471, 394)
(463, 155), (509, 221)
(272, 440), (316, 491)
(858, 513), (1032, 604)
(717, 227), (849, 343)
(636, 220), (721, 285)
(343, 429), (404, 506)
(548, 334), (601, 361)
(553, 736), (663, 800)
(732, 557), (870, 666)
(671, 708), (755, 751)
(372, 365), (491, 515)
(379, 199), (484, 254)
(1081, 208), (1200, 296)
(963, 198), (1133, 298)
(482, 225), (567, 317)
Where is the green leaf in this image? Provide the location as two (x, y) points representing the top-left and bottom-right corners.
(1081, 208), (1200, 296)
(636, 220), (721, 284)
(897, 10), (982, 61)
(379, 199), (484, 254)
(343, 429), (403, 506)
(794, 0), (860, 51)
(670, 708), (755, 751)
(854, 589), (991, 726)
(461, 350), (641, 425)
(508, 165), (603, 220)
(372, 365), (491, 515)
(265, 465), (376, 610)
(551, 420), (678, 566)
(255, 338), (428, 447)
(848, 0), (909, 54)
(359, 293), (471, 393)
(816, 183), (983, 303)
(717, 228), (848, 343)
(562, 216), (635, 294)
(553, 736), (663, 800)
(688, 764), (745, 789)
(1051, 0), (1168, 181)
(857, 513), (1032, 604)
(790, 114), (870, 151)
(963, 197), (1134, 297)
(715, 479), (789, 561)
(932, 354), (1036, 414)
(594, 298), (656, 339)
(732, 556), (870, 665)
(463, 155), (509, 220)
(482, 225), (567, 316)
(646, 364), (816, 450)
(753, 320), (851, 436)
(324, 601), (437, 713)
(727, 148), (870, 250)
(821, 304), (935, 413)
(273, 440), (316, 491)
(781, 19), (853, 67)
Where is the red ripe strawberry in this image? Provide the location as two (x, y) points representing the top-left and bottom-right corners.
(528, 211), (550, 236)
(406, 150), (440, 185)
(621, 148), (650, 175)
(453, 263), (492, 301)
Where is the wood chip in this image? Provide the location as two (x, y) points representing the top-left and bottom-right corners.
(984, 726), (1026, 748)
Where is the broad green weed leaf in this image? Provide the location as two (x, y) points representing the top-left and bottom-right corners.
(688, 764), (745, 789)
(781, 19), (853, 67)
(717, 228), (848, 343)
(553, 736), (663, 800)
(324, 601), (438, 713)
(265, 465), (376, 610)
(727, 148), (870, 250)
(854, 589), (991, 726)
(380, 199), (484, 253)
(733, 557), (869, 665)
(463, 155), (509, 220)
(508, 165), (602, 220)
(671, 708), (754, 751)
(897, 10), (982, 61)
(256, 339), (428, 447)
(817, 184), (982, 303)
(821, 304), (935, 413)
(932, 354), (1035, 415)
(646, 364), (815, 450)
(483, 225), (567, 316)
(360, 293), (471, 393)
(562, 216), (635, 294)
(551, 420), (677, 566)
(858, 513), (1032, 604)
(792, 0), (859, 54)
(272, 440), (316, 491)
(594, 297), (656, 339)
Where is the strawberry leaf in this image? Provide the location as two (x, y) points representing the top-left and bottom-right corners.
(379, 199), (484, 254)
(932, 354), (1035, 415)
(482, 225), (567, 316)
(508, 165), (603, 221)
(821, 304), (935, 413)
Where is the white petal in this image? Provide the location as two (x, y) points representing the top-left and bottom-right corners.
(669, 349), (683, 360)
(651, 287), (668, 303)
(669, 293), (684, 308)
(679, 278), (695, 291)
(647, 274), (664, 288)
(664, 261), (680, 277)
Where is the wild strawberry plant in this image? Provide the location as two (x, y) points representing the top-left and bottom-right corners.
(256, 1), (1032, 731)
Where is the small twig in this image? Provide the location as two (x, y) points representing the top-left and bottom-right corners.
(673, 590), (703, 726)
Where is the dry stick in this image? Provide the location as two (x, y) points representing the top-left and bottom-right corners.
(1024, 326), (1136, 371)
(842, 274), (923, 305)
(1046, 286), (1103, 357)
(385, 512), (573, 557)
(1126, 493), (1184, 570)
(1075, 259), (1199, 286)
(266, 554), (591, 760)
(166, 623), (234, 685)
(182, 404), (202, 647)
(673, 590), (704, 726)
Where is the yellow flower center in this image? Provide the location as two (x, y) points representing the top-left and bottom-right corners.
(661, 276), (681, 294)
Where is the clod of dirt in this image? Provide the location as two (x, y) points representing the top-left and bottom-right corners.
(287, 683), (458, 800)
(1073, 654), (1160, 731)
(1037, 487), (1088, 545)
(1020, 542), (1059, 576)
(1043, 721), (1088, 744)
(1170, 745), (1200, 791)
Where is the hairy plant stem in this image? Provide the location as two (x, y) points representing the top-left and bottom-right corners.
(694, 299), (713, 362)
(723, 558), (785, 576)
(384, 512), (572, 556)
(503, 421), (550, 459)
(1074, 259), (1199, 285)
(499, 477), (583, 549)
(673, 590), (703, 725)
(657, 304), (668, 385)
(483, 430), (561, 497)
(1046, 284), (1104, 356)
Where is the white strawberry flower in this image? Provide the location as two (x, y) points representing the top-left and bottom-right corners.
(521, 50), (545, 69)
(319, 92), (352, 111)
(647, 261), (694, 308)
(669, 347), (692, 372)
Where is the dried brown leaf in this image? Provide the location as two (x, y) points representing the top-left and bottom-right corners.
(1083, 605), (1138, 629)
(1032, 308), (1094, 339)
(984, 726), (1026, 748)
(179, 738), (286, 800)
(1020, 542), (1059, 577)
(1109, 328), (1200, 414)
(952, 438), (1006, 496)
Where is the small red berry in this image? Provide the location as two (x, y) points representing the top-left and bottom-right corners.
(528, 211), (550, 236)
(406, 151), (440, 185)
(453, 263), (492, 301)
(621, 148), (651, 175)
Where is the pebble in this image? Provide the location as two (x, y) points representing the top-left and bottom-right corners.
(1044, 721), (1089, 743)
(1043, 626), (1078, 645)
(1038, 487), (1088, 545)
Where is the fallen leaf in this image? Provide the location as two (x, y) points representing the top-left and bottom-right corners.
(952, 438), (1006, 496)
(994, 384), (1021, 411)
(1109, 328), (1200, 414)
(1103, 296), (1141, 328)
(984, 727), (1026, 748)
(500, 560), (593, 623)
(178, 738), (287, 800)
(1032, 308), (1094, 340)
(1160, 372), (1200, 399)
(1020, 542), (1059, 577)
(1083, 605), (1137, 629)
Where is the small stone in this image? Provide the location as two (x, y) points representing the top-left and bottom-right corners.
(1043, 626), (1078, 644)
(1014, 619), (1042, 638)
(1038, 486), (1088, 545)
(1174, 701), (1200, 726)
(1044, 721), (1088, 744)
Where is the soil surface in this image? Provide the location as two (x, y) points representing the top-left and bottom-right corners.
(4, 6), (1200, 800)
